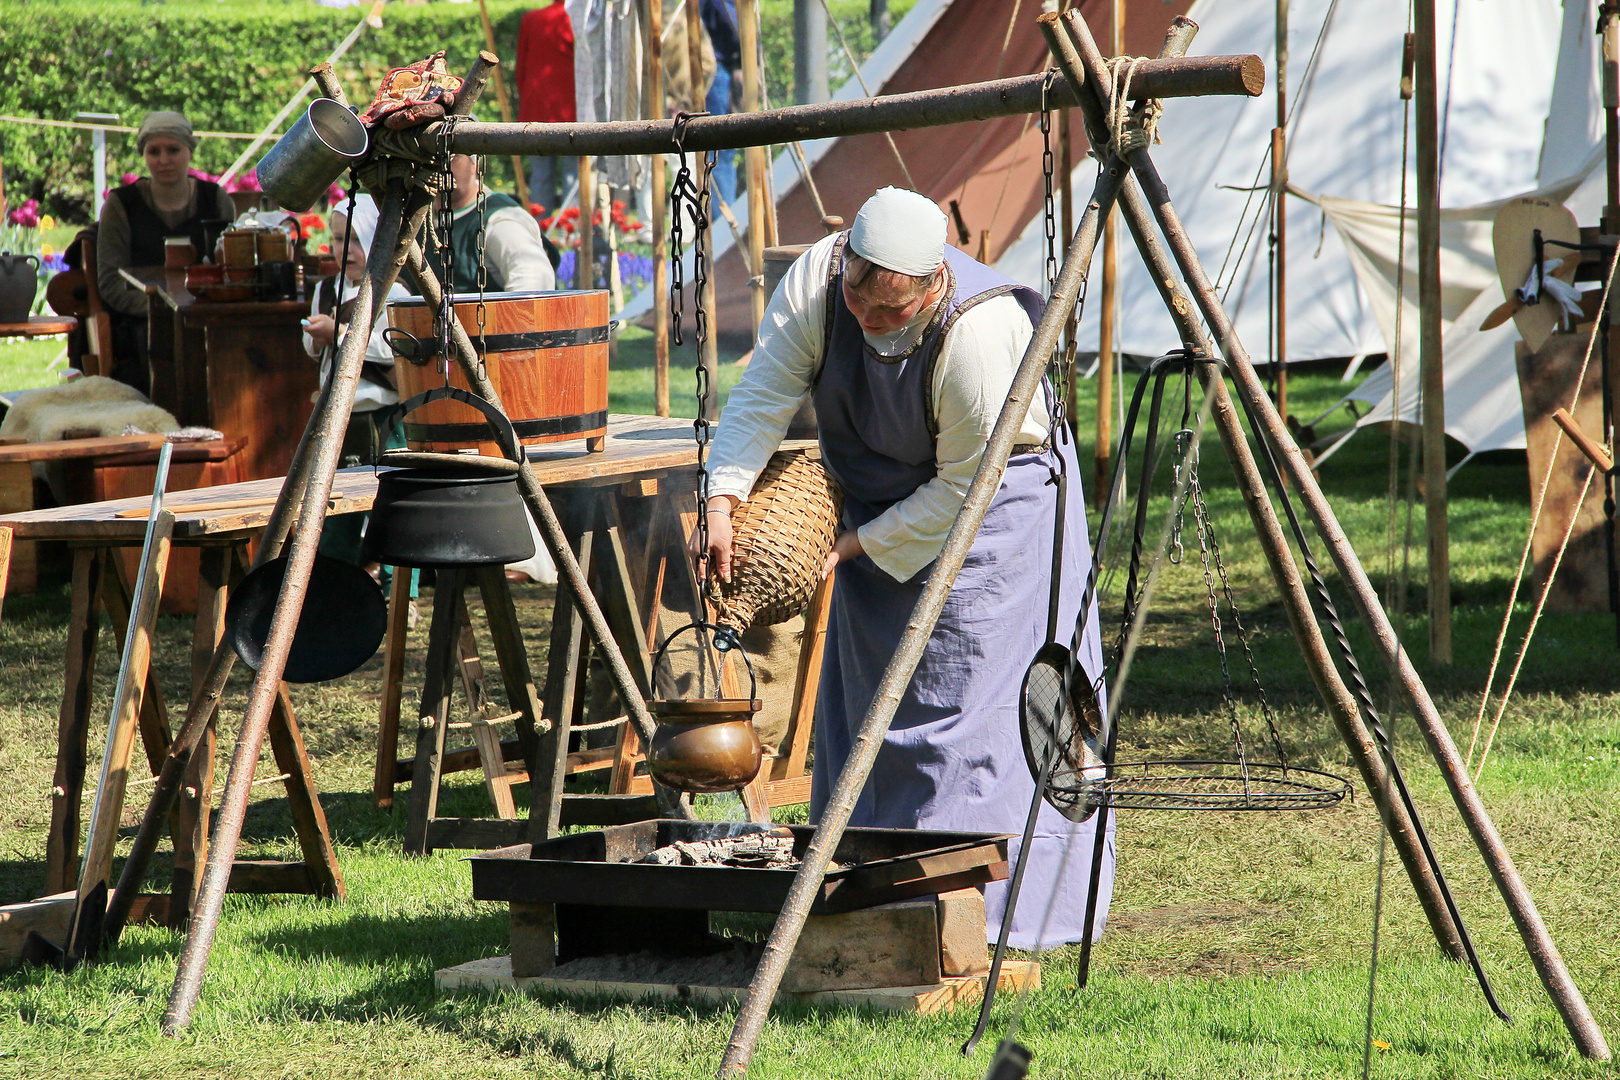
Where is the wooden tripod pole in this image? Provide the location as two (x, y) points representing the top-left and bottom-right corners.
(1060, 9), (1608, 1059)
(1414, 0), (1450, 662)
(163, 56), (503, 1036)
(1043, 11), (1464, 963)
(1094, 0), (1120, 510)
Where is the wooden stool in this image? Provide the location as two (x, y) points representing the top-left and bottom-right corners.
(380, 474), (828, 853)
(42, 535), (344, 926)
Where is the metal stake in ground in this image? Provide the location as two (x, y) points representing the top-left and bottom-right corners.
(1058, 7), (1609, 1060)
(715, 131), (1132, 1080)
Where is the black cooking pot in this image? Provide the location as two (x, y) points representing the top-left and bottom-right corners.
(359, 384), (536, 569)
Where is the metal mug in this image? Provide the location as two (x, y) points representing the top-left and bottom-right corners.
(257, 99), (368, 213)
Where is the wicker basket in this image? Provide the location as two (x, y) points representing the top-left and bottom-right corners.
(715, 447), (842, 632)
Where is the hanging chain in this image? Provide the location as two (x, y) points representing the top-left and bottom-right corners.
(474, 152), (490, 381)
(435, 118), (460, 387)
(668, 112), (728, 647)
(1041, 71), (1058, 297)
(1185, 446), (1249, 779)
(1192, 469), (1289, 771)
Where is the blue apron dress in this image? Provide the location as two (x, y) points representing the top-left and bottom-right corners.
(808, 237), (1115, 948)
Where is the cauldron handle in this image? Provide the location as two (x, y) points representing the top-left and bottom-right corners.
(651, 619), (758, 702)
(378, 384), (524, 464)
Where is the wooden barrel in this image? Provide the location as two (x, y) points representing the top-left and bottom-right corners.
(388, 290), (610, 456)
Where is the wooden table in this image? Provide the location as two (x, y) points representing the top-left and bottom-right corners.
(0, 416), (819, 913)
(0, 315), (77, 339)
(120, 267), (315, 482)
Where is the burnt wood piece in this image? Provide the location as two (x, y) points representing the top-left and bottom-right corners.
(468, 823), (1010, 915)
(510, 901), (556, 977)
(554, 903), (713, 964)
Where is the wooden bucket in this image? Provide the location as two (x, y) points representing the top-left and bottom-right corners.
(388, 290), (610, 456)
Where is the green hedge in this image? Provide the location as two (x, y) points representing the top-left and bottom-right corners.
(0, 0), (914, 221)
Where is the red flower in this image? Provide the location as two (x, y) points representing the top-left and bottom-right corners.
(318, 243), (331, 254)
(299, 212), (326, 233)
(528, 202), (547, 218)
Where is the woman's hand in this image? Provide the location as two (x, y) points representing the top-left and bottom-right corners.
(688, 495), (740, 583)
(303, 313), (337, 351)
(822, 530), (863, 579)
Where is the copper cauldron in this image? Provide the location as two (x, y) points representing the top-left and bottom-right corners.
(646, 623), (764, 793)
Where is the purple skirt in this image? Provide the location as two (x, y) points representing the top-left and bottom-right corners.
(810, 437), (1115, 947)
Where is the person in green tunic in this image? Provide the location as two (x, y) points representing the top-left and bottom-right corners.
(425, 154), (557, 293)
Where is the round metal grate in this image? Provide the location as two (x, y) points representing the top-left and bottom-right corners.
(1075, 759), (1351, 811)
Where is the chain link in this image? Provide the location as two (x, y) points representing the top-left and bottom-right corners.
(474, 152), (490, 381)
(434, 118), (459, 387)
(1041, 70), (1058, 297)
(667, 113), (723, 620)
(1191, 465), (1289, 771)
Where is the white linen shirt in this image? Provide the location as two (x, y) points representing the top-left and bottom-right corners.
(450, 202), (557, 292)
(706, 233), (1047, 582)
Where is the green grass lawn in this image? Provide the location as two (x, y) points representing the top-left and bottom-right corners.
(0, 358), (1616, 1079)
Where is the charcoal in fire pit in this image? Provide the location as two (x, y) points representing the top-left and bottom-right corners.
(635, 828), (798, 868)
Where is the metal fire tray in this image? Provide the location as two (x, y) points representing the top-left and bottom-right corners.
(469, 820), (1011, 915)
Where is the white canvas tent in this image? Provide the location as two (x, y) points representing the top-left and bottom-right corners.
(1315, 0), (1606, 467)
(994, 0), (1566, 364)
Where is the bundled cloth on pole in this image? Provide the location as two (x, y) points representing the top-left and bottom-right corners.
(567, 0), (650, 189)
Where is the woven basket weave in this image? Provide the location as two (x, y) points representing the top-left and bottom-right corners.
(715, 447), (842, 632)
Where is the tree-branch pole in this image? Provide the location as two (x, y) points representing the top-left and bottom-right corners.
(104, 59), (363, 949)
(1039, 11), (1465, 961)
(162, 181), (430, 1036)
(436, 57), (1262, 160)
(1060, 8), (1610, 1060)
(715, 132), (1129, 1080)
(1414, 0), (1450, 663)
(102, 360), (338, 947)
(162, 54), (502, 1036)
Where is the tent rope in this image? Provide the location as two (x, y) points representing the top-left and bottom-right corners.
(1467, 237), (1620, 777)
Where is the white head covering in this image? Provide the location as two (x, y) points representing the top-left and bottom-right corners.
(335, 192), (379, 260)
(848, 186), (948, 277)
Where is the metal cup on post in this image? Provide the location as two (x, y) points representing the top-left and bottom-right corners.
(257, 99), (369, 213)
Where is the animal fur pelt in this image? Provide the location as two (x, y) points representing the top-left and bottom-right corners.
(0, 376), (178, 443)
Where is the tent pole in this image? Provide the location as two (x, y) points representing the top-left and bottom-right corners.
(1094, 0), (1120, 509)
(476, 0), (529, 207)
(649, 0), (671, 416)
(1272, 0), (1288, 421)
(739, 0), (769, 342)
(1059, 10), (1610, 1058)
(1414, 0), (1450, 662)
(1600, 7), (1620, 645)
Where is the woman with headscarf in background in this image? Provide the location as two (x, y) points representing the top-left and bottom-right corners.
(97, 110), (237, 394)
